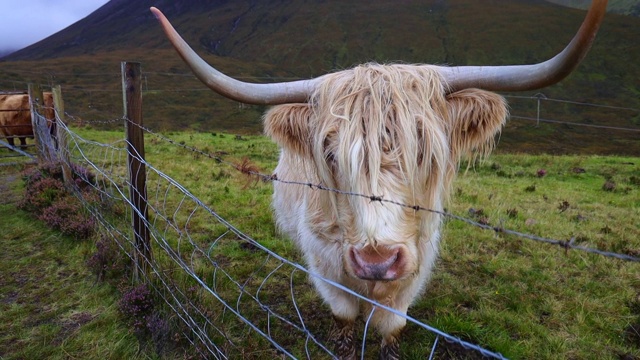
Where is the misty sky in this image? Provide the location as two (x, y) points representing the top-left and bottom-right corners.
(0, 0), (110, 52)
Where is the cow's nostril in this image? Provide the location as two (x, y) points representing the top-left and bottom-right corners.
(349, 245), (404, 281)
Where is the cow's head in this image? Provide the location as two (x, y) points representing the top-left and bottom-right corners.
(263, 64), (507, 281)
(149, 1), (607, 282)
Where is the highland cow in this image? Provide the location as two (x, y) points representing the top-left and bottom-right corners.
(150, 1), (607, 358)
(0, 92), (54, 149)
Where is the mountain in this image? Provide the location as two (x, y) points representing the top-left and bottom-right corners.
(0, 49), (16, 58)
(1, 0), (639, 155)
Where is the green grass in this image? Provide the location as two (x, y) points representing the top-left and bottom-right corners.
(421, 153), (640, 359)
(67, 128), (640, 359)
(0, 165), (149, 360)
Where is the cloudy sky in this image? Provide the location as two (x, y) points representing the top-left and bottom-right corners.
(0, 0), (110, 53)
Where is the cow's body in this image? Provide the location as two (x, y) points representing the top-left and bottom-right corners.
(265, 64), (507, 357)
(0, 93), (54, 149)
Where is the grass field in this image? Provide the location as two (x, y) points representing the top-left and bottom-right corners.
(71, 128), (640, 359)
(2, 126), (639, 359)
(0, 165), (149, 360)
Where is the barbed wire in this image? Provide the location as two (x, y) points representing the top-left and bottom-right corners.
(126, 118), (640, 263)
(63, 111), (123, 125)
(1, 70), (639, 113)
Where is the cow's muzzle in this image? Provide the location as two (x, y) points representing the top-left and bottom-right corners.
(348, 244), (408, 281)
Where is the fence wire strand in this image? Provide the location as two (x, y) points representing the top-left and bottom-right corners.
(127, 118), (640, 263)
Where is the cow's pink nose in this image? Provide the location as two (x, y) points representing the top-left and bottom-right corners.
(348, 245), (405, 281)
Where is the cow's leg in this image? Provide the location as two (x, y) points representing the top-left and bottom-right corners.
(373, 228), (442, 359)
(379, 333), (401, 360)
(301, 238), (359, 359)
(7, 137), (15, 148)
(19, 137), (27, 150)
(308, 261), (359, 360)
(330, 314), (356, 360)
(361, 283), (407, 360)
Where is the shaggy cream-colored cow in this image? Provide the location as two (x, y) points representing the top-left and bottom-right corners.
(151, 1), (607, 358)
(264, 66), (507, 358)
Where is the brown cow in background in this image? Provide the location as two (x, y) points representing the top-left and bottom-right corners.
(0, 92), (54, 149)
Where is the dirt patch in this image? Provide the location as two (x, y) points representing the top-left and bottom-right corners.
(1, 291), (18, 304)
(0, 170), (22, 205)
(51, 312), (96, 346)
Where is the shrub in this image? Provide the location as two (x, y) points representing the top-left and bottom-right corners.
(146, 312), (171, 356)
(39, 197), (95, 239)
(19, 162), (96, 241)
(70, 163), (96, 188)
(119, 284), (155, 335)
(18, 176), (65, 212)
(87, 235), (129, 281)
(118, 284), (175, 356)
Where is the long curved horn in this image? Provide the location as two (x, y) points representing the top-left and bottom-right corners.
(440, 0), (608, 92)
(152, 0), (606, 103)
(150, 7), (323, 104)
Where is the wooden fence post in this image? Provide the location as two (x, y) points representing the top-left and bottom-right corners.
(122, 62), (151, 281)
(52, 85), (73, 186)
(28, 84), (45, 163)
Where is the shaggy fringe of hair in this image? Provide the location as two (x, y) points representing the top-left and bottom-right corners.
(310, 63), (451, 204)
(264, 63), (507, 208)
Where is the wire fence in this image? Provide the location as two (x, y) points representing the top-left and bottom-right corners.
(11, 75), (640, 359)
(49, 113), (510, 359)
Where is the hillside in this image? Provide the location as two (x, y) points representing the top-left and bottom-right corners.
(0, 0), (639, 155)
(548, 0), (640, 15)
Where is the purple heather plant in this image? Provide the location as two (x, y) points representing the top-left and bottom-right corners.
(18, 176), (66, 212)
(38, 197), (95, 239)
(87, 235), (129, 281)
(70, 162), (96, 188)
(146, 312), (171, 356)
(119, 284), (155, 335)
(20, 162), (96, 240)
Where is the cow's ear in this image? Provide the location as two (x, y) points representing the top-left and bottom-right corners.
(445, 89), (508, 159)
(263, 104), (313, 156)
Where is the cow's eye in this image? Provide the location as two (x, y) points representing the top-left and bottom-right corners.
(325, 150), (335, 163)
(382, 126), (393, 154)
(323, 136), (336, 164)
